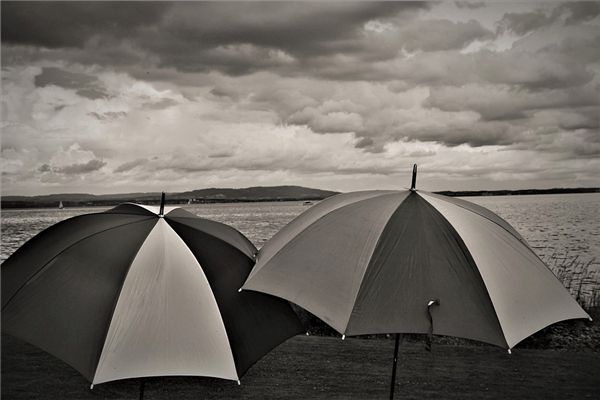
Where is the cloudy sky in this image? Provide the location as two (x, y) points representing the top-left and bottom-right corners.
(1, 1), (599, 195)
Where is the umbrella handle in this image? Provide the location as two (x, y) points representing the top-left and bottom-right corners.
(425, 299), (440, 352)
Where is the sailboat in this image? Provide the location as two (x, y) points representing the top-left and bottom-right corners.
(58, 201), (64, 209)
(187, 199), (192, 205)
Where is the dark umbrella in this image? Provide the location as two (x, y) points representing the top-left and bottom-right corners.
(2, 194), (303, 390)
(243, 165), (590, 398)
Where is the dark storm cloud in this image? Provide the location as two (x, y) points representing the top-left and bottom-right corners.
(1, 1), (170, 48)
(1, 2), (431, 75)
(157, 2), (425, 56)
(497, 2), (600, 35)
(559, 2), (600, 24)
(35, 67), (109, 99)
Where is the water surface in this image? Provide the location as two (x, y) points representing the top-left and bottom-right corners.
(2, 193), (598, 303)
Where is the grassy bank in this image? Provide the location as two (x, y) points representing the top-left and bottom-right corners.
(2, 334), (599, 399)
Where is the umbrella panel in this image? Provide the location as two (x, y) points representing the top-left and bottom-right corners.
(1, 219), (157, 380)
(168, 217), (305, 376)
(347, 192), (506, 347)
(1, 213), (155, 307)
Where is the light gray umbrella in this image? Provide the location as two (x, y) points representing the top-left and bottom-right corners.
(243, 165), (590, 398)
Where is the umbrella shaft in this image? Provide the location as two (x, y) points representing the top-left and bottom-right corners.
(139, 379), (145, 400)
(390, 333), (401, 400)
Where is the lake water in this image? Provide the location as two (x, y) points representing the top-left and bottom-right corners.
(1, 193), (599, 303)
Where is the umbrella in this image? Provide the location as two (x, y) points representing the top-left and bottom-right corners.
(2, 194), (303, 390)
(242, 165), (590, 398)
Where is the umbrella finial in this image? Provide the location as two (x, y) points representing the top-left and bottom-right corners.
(410, 164), (417, 191)
(159, 192), (165, 216)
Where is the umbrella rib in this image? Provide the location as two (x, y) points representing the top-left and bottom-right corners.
(343, 192), (412, 335)
(418, 191), (534, 253)
(92, 218), (239, 384)
(416, 193), (511, 349)
(164, 217), (255, 260)
(1, 217), (157, 312)
(251, 192), (397, 283)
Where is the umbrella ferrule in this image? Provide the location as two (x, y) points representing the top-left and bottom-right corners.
(159, 192), (165, 216)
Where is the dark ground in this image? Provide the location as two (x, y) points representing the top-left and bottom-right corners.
(2, 334), (599, 400)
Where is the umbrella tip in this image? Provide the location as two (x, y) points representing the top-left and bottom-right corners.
(90, 384), (94, 390)
(507, 349), (512, 355)
(159, 191), (166, 216)
(237, 380), (241, 386)
(238, 288), (243, 293)
(342, 334), (346, 340)
(410, 164), (417, 191)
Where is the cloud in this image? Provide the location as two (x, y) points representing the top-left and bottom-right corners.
(424, 84), (599, 121)
(392, 19), (494, 52)
(38, 163), (51, 173)
(41, 143), (107, 176)
(53, 159), (107, 174)
(497, 2), (600, 35)
(87, 111), (128, 121)
(455, 2), (485, 10)
(142, 98), (179, 110)
(114, 158), (148, 173)
(1, 2), (170, 48)
(34, 67), (109, 99)
(1, 2), (599, 195)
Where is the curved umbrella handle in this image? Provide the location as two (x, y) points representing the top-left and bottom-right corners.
(425, 299), (440, 352)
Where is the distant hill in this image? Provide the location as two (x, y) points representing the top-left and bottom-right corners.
(0, 186), (339, 209)
(2, 186), (597, 209)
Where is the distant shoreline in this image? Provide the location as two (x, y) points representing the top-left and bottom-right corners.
(0, 197), (330, 209)
(1, 187), (598, 209)
(436, 187), (600, 197)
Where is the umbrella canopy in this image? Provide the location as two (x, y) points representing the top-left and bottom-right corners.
(242, 176), (590, 350)
(2, 201), (303, 385)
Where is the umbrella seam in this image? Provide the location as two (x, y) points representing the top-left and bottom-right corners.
(161, 218), (247, 379)
(343, 192), (411, 335)
(164, 217), (256, 259)
(1, 217), (157, 313)
(91, 218), (160, 383)
(419, 191), (537, 253)
(416, 192), (510, 349)
(248, 191), (399, 288)
(164, 217), (301, 379)
(93, 219), (239, 383)
(103, 203), (158, 216)
(168, 220), (239, 381)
